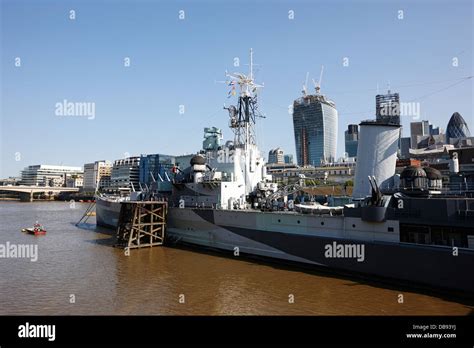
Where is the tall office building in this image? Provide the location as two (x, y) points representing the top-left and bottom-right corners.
(429, 124), (440, 136)
(83, 163), (95, 190)
(110, 156), (140, 190)
(284, 154), (294, 164)
(268, 148), (284, 164)
(400, 137), (411, 159)
(83, 160), (112, 191)
(292, 93), (338, 166)
(344, 124), (359, 158)
(410, 120), (430, 149)
(446, 112), (471, 144)
(66, 174), (84, 188)
(376, 90), (400, 125)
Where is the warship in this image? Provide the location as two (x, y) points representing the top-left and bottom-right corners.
(97, 50), (474, 294)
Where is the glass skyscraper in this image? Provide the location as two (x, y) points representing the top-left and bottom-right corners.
(344, 124), (359, 158)
(446, 112), (471, 143)
(292, 94), (338, 166)
(139, 154), (175, 187)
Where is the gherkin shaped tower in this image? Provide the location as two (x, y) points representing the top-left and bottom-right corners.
(446, 112), (471, 143)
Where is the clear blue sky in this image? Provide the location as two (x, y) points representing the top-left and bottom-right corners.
(1, 0), (472, 178)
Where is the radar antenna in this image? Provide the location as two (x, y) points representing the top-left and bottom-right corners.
(223, 48), (265, 147)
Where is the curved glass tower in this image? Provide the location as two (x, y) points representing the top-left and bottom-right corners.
(446, 112), (471, 143)
(293, 94), (338, 166)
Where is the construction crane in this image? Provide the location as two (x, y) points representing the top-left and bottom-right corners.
(312, 65), (324, 94)
(302, 71), (309, 96)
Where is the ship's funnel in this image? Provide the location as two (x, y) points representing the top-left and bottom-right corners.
(352, 121), (400, 199)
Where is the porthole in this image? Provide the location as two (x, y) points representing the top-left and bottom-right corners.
(352, 224), (356, 228)
(321, 221), (324, 226)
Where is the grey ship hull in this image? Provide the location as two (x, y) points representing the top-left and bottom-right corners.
(166, 207), (474, 294)
(95, 198), (474, 293)
(96, 196), (122, 229)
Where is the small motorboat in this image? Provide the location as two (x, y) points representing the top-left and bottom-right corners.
(21, 222), (47, 236)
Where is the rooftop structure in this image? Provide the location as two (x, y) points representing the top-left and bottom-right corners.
(375, 90), (400, 125)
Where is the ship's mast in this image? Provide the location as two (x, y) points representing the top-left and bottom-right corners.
(224, 48), (264, 148)
(250, 48), (253, 81)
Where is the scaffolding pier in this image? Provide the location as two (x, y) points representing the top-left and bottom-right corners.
(115, 201), (167, 249)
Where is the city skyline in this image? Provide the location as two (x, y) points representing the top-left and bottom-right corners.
(2, 0), (473, 177)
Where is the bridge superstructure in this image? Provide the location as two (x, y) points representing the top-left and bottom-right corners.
(0, 186), (79, 201)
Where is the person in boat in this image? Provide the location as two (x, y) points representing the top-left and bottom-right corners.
(33, 221), (44, 232)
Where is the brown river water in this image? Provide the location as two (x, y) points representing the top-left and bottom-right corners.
(0, 201), (472, 315)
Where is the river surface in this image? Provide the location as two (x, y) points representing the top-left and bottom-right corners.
(0, 201), (472, 315)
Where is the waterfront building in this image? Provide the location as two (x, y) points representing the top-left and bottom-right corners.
(446, 112), (471, 144)
(344, 124), (359, 158)
(99, 175), (111, 189)
(284, 154), (294, 164)
(83, 160), (112, 191)
(83, 163), (95, 189)
(375, 90), (400, 125)
(292, 91), (338, 166)
(66, 174), (84, 188)
(110, 157), (140, 190)
(268, 148), (284, 164)
(20, 165), (83, 187)
(139, 154), (176, 188)
(0, 177), (20, 186)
